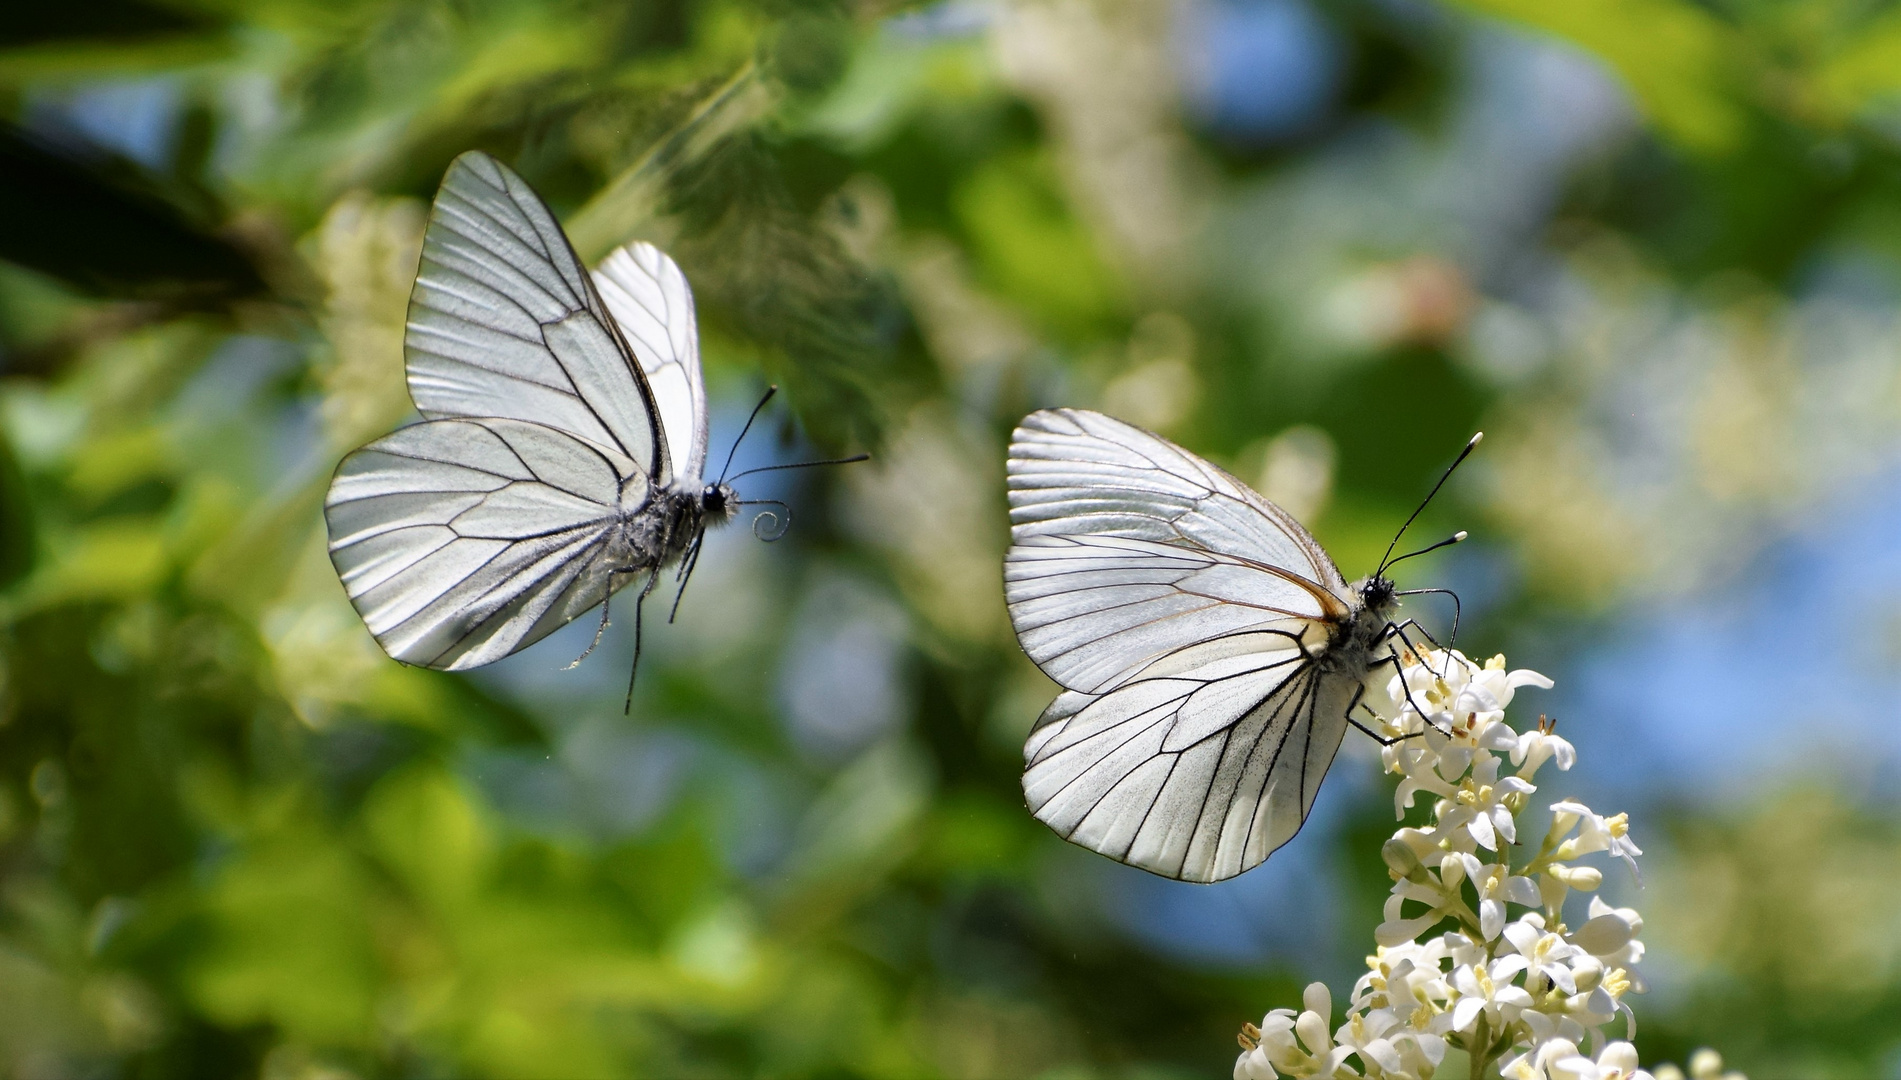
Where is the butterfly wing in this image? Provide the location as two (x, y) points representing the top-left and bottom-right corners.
(592, 242), (708, 486)
(1006, 408), (1350, 695)
(403, 151), (668, 485)
(325, 418), (631, 670)
(1005, 408), (1361, 881)
(1022, 632), (1358, 882)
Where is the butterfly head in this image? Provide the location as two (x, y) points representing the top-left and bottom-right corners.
(701, 482), (739, 523)
(1358, 574), (1397, 614)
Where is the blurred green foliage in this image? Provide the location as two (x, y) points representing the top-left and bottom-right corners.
(1, 0), (1900, 1076)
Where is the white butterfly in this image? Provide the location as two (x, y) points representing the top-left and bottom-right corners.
(324, 151), (780, 678)
(1005, 408), (1476, 882)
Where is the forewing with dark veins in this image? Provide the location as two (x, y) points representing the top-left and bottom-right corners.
(324, 151), (668, 670)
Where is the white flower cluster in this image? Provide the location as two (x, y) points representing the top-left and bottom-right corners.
(1234, 648), (1735, 1080)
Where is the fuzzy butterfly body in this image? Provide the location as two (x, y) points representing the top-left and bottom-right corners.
(1006, 409), (1410, 883)
(323, 151), (735, 672)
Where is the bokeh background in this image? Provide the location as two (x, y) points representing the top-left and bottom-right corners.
(2, 0), (1899, 1076)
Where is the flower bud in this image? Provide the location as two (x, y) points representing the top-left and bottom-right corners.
(1688, 1048), (1726, 1080)
(1550, 864), (1602, 891)
(1440, 853), (1470, 888)
(1382, 837), (1424, 880)
(1302, 982), (1332, 1020)
(1295, 1010), (1332, 1054)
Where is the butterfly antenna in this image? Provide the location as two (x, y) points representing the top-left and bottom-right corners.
(1378, 432), (1483, 576)
(725, 454), (870, 484)
(1384, 531), (1467, 570)
(717, 385), (779, 485)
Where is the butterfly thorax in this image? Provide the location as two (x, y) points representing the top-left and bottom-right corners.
(1319, 574), (1401, 678)
(610, 480), (732, 568)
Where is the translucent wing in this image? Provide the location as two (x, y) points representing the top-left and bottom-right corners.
(325, 418), (636, 671)
(1006, 408), (1350, 695)
(403, 151), (666, 485)
(593, 243), (707, 485)
(1022, 633), (1358, 882)
(1006, 408), (1365, 881)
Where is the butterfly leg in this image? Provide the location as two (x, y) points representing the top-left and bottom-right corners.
(1383, 620), (1444, 674)
(1343, 681), (1424, 747)
(1349, 717), (1421, 747)
(1370, 648), (1452, 735)
(622, 566), (664, 715)
(1383, 618), (1446, 653)
(565, 574), (622, 670)
(668, 532), (706, 624)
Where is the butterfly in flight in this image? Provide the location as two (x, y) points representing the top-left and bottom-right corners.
(1005, 409), (1478, 882)
(323, 151), (858, 703)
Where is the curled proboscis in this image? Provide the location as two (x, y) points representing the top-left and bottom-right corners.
(742, 500), (791, 542)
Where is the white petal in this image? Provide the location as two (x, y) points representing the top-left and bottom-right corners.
(1502, 919), (1541, 955)
(1449, 997), (1484, 1033)
(1469, 810), (1497, 850)
(1481, 898), (1505, 941)
(1507, 669), (1554, 691)
(1495, 985), (1535, 1008)
(1360, 1038), (1404, 1073)
(1505, 875), (1543, 906)
(1573, 913), (1636, 957)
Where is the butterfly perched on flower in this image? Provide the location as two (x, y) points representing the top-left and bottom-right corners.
(1005, 408), (1475, 882)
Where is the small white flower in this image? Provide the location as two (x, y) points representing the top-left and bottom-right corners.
(1441, 957), (1534, 1035)
(1235, 1043), (1277, 1080)
(1333, 1007), (1405, 1075)
(1236, 1011), (1295, 1079)
(1331, 1006), (1449, 1080)
(1550, 801), (1643, 878)
(1442, 930), (1488, 971)
(1572, 896), (1644, 971)
(1351, 940), (1450, 1018)
(1438, 755), (1534, 852)
(1514, 1040), (1657, 1080)
(1458, 854), (1541, 940)
(1390, 1030), (1447, 1079)
(1560, 982), (1620, 1036)
(1471, 653), (1554, 713)
(1519, 1008), (1588, 1053)
(1376, 881), (1453, 947)
(1391, 747), (1458, 818)
(1236, 984), (1358, 1079)
(1502, 917), (1582, 994)
(1236, 1036), (1281, 1079)
(1500, 1037), (1585, 1080)
(1231, 648), (1725, 1080)
(1512, 720), (1575, 781)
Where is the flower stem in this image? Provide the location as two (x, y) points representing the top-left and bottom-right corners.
(1466, 1015), (1491, 1080)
